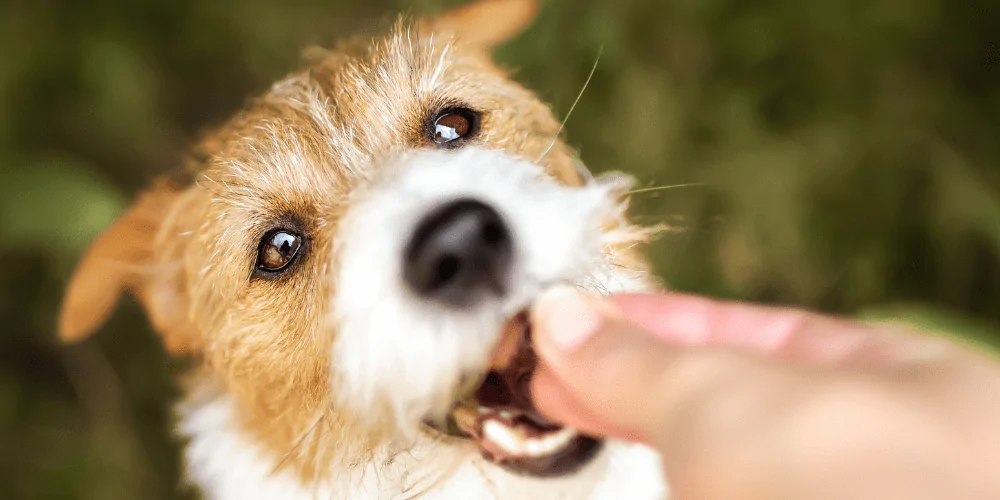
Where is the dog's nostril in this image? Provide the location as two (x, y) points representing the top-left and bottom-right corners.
(481, 222), (504, 246)
(403, 199), (514, 307)
(432, 255), (461, 289)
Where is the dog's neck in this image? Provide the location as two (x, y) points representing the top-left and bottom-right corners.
(176, 377), (667, 499)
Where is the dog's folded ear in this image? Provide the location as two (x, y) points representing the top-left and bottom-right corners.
(420, 0), (539, 49)
(58, 181), (197, 355)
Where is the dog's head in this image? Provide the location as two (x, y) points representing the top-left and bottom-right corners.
(58, 0), (656, 481)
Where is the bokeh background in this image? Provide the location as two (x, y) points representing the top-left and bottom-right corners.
(2, 0), (999, 498)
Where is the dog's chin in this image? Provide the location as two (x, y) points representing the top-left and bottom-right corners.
(427, 311), (603, 477)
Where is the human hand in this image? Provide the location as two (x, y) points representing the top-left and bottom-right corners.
(529, 287), (1000, 500)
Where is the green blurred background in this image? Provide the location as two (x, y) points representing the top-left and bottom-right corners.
(2, 0), (999, 498)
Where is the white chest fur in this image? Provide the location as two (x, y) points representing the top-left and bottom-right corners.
(177, 391), (668, 500)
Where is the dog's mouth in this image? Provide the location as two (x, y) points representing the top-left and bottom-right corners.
(433, 311), (603, 477)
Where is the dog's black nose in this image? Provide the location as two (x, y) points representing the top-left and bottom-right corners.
(403, 199), (513, 307)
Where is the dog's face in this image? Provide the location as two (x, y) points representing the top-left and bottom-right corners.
(59, 0), (655, 483)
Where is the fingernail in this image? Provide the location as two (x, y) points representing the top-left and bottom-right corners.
(532, 286), (606, 352)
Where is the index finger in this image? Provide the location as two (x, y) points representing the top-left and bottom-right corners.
(609, 293), (898, 366)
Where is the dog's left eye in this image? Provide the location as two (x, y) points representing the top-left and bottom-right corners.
(257, 230), (302, 273)
(430, 108), (479, 146)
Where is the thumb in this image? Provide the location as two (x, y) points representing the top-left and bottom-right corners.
(527, 287), (850, 449)
(527, 286), (678, 444)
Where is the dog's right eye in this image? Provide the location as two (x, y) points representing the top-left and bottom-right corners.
(257, 230), (302, 273)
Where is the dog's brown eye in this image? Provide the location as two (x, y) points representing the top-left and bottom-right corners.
(257, 230), (302, 272)
(431, 108), (478, 146)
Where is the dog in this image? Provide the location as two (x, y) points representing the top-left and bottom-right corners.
(58, 0), (668, 498)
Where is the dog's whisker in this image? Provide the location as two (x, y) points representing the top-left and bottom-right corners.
(271, 413), (328, 477)
(626, 182), (707, 195)
(536, 46), (603, 163)
(401, 446), (471, 500)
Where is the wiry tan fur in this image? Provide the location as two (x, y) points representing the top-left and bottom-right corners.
(59, 0), (661, 495)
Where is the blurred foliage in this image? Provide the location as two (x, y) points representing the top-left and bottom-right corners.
(1, 0), (999, 498)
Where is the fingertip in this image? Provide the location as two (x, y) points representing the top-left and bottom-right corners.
(531, 285), (605, 353)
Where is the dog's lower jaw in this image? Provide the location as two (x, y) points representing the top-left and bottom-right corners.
(177, 384), (667, 500)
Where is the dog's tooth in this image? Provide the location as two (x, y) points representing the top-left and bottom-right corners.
(547, 427), (578, 449)
(524, 436), (548, 457)
(451, 406), (479, 436)
(499, 410), (513, 419)
(523, 427), (578, 457)
(483, 420), (527, 456)
(490, 312), (527, 371)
